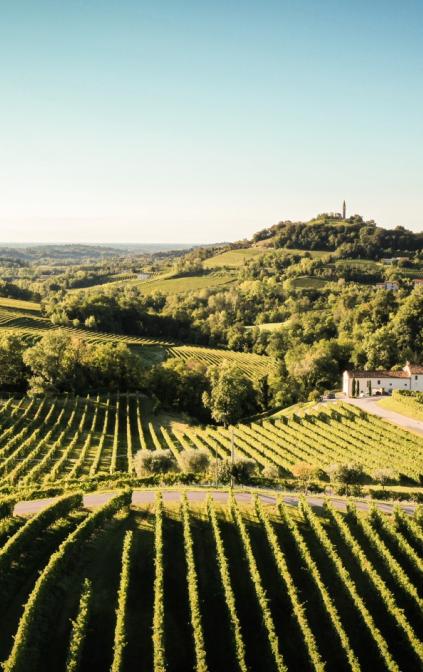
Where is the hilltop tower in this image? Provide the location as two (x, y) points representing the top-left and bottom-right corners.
(342, 200), (346, 219)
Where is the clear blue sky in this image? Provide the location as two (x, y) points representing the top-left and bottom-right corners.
(0, 0), (422, 243)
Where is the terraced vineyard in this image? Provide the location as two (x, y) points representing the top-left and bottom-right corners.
(165, 345), (273, 376)
(0, 490), (421, 671)
(0, 395), (422, 489)
(0, 302), (274, 375)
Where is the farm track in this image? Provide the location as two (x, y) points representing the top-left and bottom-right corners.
(13, 488), (418, 516)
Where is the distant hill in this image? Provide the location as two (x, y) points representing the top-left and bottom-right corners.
(0, 244), (123, 262)
(249, 213), (423, 259)
(0, 242), (206, 262)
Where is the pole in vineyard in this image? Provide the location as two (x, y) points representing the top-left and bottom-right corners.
(230, 425), (235, 489)
(215, 445), (218, 487)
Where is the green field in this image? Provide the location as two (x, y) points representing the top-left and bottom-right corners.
(0, 297), (41, 313)
(334, 259), (382, 270)
(290, 276), (329, 289)
(0, 490), (421, 671)
(67, 272), (140, 292)
(379, 394), (423, 423)
(203, 248), (271, 268)
(280, 248), (330, 259)
(248, 322), (286, 332)
(0, 308), (50, 331)
(126, 272), (236, 295)
(396, 268), (423, 279)
(68, 271), (236, 295)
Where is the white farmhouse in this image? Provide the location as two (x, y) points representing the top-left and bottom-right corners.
(343, 362), (423, 397)
(375, 281), (399, 291)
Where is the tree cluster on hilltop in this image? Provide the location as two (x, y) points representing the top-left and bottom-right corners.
(252, 213), (423, 258)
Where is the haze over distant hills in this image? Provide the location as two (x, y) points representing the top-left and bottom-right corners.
(0, 242), (215, 261)
(0, 242), (201, 252)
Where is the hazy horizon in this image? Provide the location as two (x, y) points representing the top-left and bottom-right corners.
(1, 1), (422, 243)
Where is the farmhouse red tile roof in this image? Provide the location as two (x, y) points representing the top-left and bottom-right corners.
(346, 370), (410, 379)
(406, 364), (423, 374)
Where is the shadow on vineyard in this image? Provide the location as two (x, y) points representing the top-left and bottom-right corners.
(0, 482), (421, 672)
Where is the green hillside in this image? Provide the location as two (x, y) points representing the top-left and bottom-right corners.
(132, 271), (236, 295)
(203, 248), (270, 268)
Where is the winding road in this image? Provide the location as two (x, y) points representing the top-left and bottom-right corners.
(13, 487), (417, 517)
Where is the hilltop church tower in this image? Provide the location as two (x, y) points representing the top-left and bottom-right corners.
(342, 200), (346, 219)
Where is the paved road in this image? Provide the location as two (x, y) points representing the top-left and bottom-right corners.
(13, 488), (417, 517)
(344, 396), (423, 436)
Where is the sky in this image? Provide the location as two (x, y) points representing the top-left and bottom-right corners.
(0, 0), (422, 244)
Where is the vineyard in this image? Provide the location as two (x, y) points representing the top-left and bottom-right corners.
(0, 298), (42, 313)
(0, 301), (273, 376)
(99, 270), (237, 295)
(0, 491), (421, 671)
(67, 269), (236, 294)
(0, 395), (422, 489)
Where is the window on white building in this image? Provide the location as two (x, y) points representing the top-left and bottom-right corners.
(415, 375), (418, 380)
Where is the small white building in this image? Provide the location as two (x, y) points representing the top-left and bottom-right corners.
(343, 362), (423, 397)
(375, 281), (399, 291)
(381, 257), (410, 265)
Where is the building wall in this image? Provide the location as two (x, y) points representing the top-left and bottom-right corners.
(342, 371), (351, 396)
(410, 375), (423, 392)
(343, 372), (411, 397)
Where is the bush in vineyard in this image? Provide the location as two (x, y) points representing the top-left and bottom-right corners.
(179, 449), (210, 474)
(133, 449), (178, 476)
(213, 457), (257, 484)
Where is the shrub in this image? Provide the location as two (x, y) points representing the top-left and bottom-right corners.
(292, 461), (314, 479)
(179, 449), (210, 474)
(334, 484), (363, 497)
(233, 457), (257, 482)
(0, 495), (16, 518)
(261, 464), (283, 480)
(291, 462), (321, 493)
(372, 467), (398, 488)
(133, 450), (178, 476)
(213, 457), (257, 484)
(307, 389), (321, 402)
(327, 463), (364, 488)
